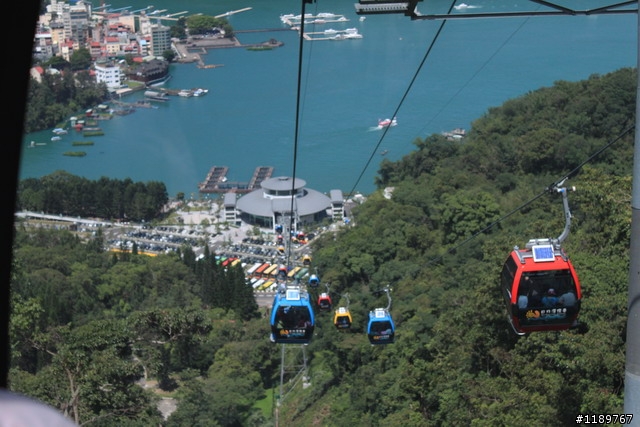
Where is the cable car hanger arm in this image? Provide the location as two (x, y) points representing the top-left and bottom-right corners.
(354, 0), (638, 18)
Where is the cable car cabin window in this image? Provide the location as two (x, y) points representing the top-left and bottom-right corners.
(500, 256), (518, 311)
(368, 319), (395, 344)
(272, 305), (314, 344)
(335, 315), (351, 329)
(515, 269), (580, 330)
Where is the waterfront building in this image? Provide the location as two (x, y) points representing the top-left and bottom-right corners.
(329, 190), (345, 221)
(223, 193), (239, 225)
(95, 60), (124, 89)
(150, 24), (171, 57)
(126, 58), (169, 84)
(234, 176), (334, 230)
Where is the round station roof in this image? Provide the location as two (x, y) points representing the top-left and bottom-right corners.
(260, 176), (306, 192)
(236, 177), (331, 218)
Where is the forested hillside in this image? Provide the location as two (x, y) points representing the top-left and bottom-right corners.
(9, 68), (636, 426)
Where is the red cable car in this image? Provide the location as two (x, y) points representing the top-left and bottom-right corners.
(501, 240), (582, 334)
(500, 185), (582, 335)
(318, 292), (332, 311)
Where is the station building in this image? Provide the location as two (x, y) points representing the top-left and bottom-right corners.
(232, 176), (343, 229)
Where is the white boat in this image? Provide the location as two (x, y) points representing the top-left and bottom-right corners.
(51, 136), (62, 141)
(324, 28), (338, 34)
(144, 90), (169, 101)
(442, 128), (466, 140)
(378, 117), (397, 128)
(193, 88), (208, 96)
(344, 28), (363, 39)
(52, 128), (68, 135)
(332, 28), (363, 41)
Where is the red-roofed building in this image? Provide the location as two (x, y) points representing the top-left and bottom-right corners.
(104, 36), (121, 56)
(89, 41), (101, 58)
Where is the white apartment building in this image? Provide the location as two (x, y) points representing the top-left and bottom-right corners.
(94, 61), (123, 89)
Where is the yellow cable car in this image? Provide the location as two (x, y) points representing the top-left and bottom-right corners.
(333, 306), (352, 330)
(302, 254), (312, 266)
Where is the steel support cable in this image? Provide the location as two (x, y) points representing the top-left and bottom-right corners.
(420, 11), (533, 133)
(546, 123), (635, 190)
(423, 123), (635, 268)
(345, 1), (458, 200)
(285, 0), (312, 274)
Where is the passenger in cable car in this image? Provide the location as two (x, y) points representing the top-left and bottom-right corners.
(335, 313), (351, 329)
(511, 268), (581, 332)
(370, 321), (393, 336)
(271, 305), (314, 343)
(559, 290), (577, 307)
(542, 288), (559, 307)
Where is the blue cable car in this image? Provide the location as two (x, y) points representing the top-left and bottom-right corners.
(367, 308), (395, 344)
(308, 274), (320, 288)
(367, 287), (395, 344)
(270, 286), (315, 344)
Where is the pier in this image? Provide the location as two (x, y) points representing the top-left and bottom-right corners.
(199, 166), (273, 194)
(280, 13), (349, 27)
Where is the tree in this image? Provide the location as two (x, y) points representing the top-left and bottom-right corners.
(69, 48), (92, 71)
(45, 56), (70, 71)
(11, 319), (161, 425)
(163, 50), (176, 62)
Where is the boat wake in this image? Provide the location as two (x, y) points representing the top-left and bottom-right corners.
(372, 117), (397, 130)
(454, 3), (481, 11)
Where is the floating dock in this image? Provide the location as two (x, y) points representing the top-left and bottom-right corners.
(248, 166), (274, 189)
(199, 166), (273, 194)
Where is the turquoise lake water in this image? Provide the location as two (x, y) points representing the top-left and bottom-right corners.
(20, 0), (638, 198)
